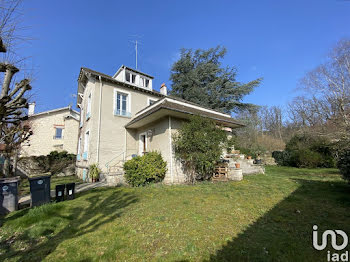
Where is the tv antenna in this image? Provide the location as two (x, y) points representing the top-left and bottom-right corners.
(129, 35), (143, 70)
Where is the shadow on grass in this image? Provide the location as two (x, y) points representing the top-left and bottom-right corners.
(207, 178), (350, 262)
(1, 187), (138, 261)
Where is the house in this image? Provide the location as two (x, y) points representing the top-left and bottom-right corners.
(76, 65), (243, 184)
(21, 104), (80, 156)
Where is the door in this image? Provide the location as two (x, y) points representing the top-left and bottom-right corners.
(139, 132), (147, 155)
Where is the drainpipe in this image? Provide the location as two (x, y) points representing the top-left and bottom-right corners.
(124, 128), (127, 162)
(169, 116), (174, 183)
(96, 76), (103, 163)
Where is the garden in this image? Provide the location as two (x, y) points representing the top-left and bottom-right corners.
(1, 166), (349, 261)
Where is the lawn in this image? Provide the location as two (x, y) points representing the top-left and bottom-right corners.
(18, 175), (83, 196)
(0, 166), (349, 261)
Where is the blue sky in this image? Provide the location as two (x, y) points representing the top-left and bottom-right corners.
(19, 0), (350, 113)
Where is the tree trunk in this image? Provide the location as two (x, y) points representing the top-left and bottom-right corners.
(2, 156), (10, 177)
(12, 152), (18, 176)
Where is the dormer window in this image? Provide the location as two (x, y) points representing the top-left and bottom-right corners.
(125, 71), (136, 84)
(140, 77), (150, 88)
(113, 66), (153, 90)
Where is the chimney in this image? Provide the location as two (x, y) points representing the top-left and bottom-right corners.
(160, 83), (167, 96)
(28, 102), (35, 116)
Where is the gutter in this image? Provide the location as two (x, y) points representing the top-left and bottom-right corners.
(169, 116), (174, 183)
(96, 76), (103, 163)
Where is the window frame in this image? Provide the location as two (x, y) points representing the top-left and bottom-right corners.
(139, 132), (147, 155)
(77, 136), (82, 155)
(113, 88), (131, 117)
(140, 76), (150, 89)
(83, 130), (90, 159)
(54, 127), (63, 139)
(86, 93), (91, 120)
(80, 108), (84, 127)
(125, 70), (136, 85)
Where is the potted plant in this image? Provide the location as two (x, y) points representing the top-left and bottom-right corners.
(89, 164), (101, 183)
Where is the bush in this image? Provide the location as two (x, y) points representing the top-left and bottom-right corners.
(48, 151), (75, 161)
(272, 133), (336, 168)
(337, 149), (350, 183)
(19, 150), (76, 175)
(272, 151), (290, 166)
(289, 149), (323, 168)
(173, 116), (228, 183)
(124, 151), (167, 187)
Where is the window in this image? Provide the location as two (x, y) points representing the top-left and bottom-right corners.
(139, 132), (147, 155)
(140, 77), (150, 88)
(125, 71), (136, 84)
(80, 109), (83, 127)
(54, 128), (63, 139)
(77, 137), (81, 155)
(114, 91), (131, 117)
(86, 93), (91, 120)
(77, 137), (82, 161)
(83, 131), (89, 160)
(125, 72), (130, 82)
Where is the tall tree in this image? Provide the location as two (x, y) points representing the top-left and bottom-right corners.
(170, 46), (262, 114)
(298, 39), (350, 137)
(0, 0), (32, 176)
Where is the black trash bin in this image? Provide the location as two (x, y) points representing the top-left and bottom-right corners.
(66, 183), (75, 200)
(29, 175), (51, 207)
(0, 176), (20, 215)
(55, 184), (65, 202)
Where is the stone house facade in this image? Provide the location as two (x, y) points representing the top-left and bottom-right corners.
(76, 66), (243, 184)
(21, 106), (80, 156)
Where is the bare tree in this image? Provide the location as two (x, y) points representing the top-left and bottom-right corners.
(0, 0), (32, 177)
(259, 105), (284, 140)
(0, 120), (31, 175)
(299, 39), (350, 136)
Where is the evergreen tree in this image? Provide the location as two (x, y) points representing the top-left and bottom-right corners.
(170, 46), (262, 114)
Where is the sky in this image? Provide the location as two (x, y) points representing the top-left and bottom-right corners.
(16, 0), (350, 113)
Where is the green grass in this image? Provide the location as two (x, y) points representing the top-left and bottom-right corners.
(1, 166), (349, 261)
(18, 175), (83, 196)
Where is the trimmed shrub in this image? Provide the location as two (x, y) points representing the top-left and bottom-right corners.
(124, 151), (167, 187)
(19, 150), (76, 175)
(337, 149), (350, 183)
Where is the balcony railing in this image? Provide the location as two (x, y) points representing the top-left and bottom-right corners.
(114, 109), (131, 117)
(53, 136), (63, 139)
(82, 152), (88, 160)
